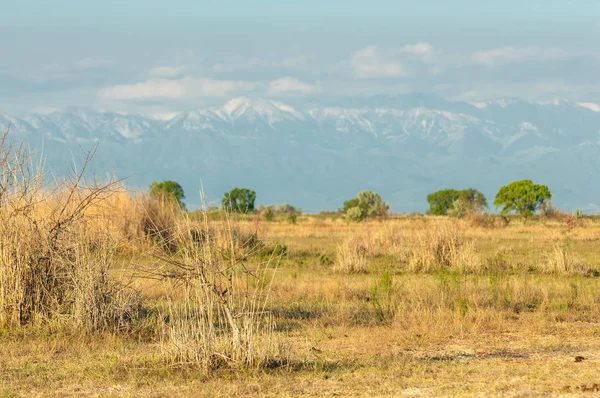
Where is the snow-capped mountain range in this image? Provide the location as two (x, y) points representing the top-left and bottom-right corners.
(2, 94), (600, 212)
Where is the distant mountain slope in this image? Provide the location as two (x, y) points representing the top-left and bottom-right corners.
(1, 94), (600, 213)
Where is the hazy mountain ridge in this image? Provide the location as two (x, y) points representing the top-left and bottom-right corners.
(1, 94), (600, 212)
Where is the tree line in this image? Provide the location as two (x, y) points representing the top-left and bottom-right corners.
(148, 179), (554, 221)
(426, 180), (551, 217)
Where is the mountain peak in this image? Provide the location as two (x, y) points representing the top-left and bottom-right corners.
(219, 97), (303, 123)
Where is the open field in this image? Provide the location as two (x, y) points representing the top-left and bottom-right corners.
(3, 183), (600, 398)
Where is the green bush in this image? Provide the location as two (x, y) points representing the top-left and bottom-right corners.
(342, 191), (388, 222)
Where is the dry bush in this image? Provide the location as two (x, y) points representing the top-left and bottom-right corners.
(140, 209), (279, 371)
(406, 222), (481, 273)
(0, 131), (138, 331)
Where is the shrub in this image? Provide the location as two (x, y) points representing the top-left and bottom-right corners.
(345, 206), (364, 222)
(342, 191), (388, 222)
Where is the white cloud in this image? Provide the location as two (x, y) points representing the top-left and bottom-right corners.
(148, 66), (186, 77)
(471, 46), (569, 66)
(350, 42), (438, 79)
(268, 77), (319, 95)
(351, 46), (408, 79)
(98, 77), (258, 101)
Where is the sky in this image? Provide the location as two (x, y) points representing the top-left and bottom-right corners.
(1, 0), (599, 116)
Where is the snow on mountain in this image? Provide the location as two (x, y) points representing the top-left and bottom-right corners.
(2, 95), (600, 212)
(219, 97), (303, 123)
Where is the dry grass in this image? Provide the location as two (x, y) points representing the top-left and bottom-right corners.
(406, 221), (481, 273)
(149, 211), (279, 371)
(334, 234), (369, 274)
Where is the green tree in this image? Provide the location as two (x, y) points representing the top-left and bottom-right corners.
(426, 189), (460, 215)
(222, 188), (256, 213)
(493, 180), (551, 216)
(342, 190), (388, 221)
(149, 180), (185, 209)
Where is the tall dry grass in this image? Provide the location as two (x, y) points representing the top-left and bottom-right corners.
(137, 199), (280, 370)
(542, 240), (592, 276)
(406, 222), (481, 273)
(334, 235), (369, 273)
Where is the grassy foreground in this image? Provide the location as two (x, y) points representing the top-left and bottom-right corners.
(3, 205), (600, 396)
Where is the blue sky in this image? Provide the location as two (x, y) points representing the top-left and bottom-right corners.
(1, 1), (599, 115)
